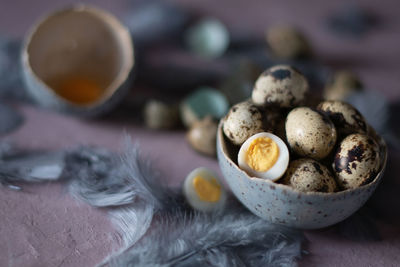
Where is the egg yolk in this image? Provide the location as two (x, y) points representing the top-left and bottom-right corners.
(53, 77), (104, 104)
(246, 137), (279, 172)
(193, 176), (221, 202)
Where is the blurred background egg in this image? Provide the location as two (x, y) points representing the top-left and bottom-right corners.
(238, 132), (289, 180)
(183, 167), (227, 212)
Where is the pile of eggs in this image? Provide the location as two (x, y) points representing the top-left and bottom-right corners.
(222, 64), (382, 193)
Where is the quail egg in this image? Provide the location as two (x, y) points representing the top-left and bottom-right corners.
(238, 132), (289, 181)
(317, 100), (367, 135)
(187, 116), (218, 157)
(333, 133), (380, 190)
(144, 99), (179, 129)
(286, 107), (337, 160)
(180, 87), (229, 128)
(282, 158), (338, 193)
(266, 26), (312, 59)
(223, 100), (266, 145)
(323, 71), (363, 101)
(252, 65), (309, 108)
(183, 167), (227, 212)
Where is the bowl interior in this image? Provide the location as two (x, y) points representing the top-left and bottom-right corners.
(25, 6), (133, 106)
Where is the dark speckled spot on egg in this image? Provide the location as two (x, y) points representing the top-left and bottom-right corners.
(312, 162), (324, 175)
(270, 69), (292, 80)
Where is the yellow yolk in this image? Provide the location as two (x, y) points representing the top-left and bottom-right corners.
(192, 176), (221, 202)
(53, 77), (104, 105)
(246, 137), (279, 172)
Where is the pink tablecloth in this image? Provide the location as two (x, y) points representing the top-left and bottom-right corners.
(1, 0), (400, 266)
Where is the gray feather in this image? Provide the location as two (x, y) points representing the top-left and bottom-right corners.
(0, 36), (25, 100)
(107, 204), (304, 267)
(0, 103), (24, 134)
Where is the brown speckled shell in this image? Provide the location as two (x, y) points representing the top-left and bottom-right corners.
(282, 158), (337, 193)
(217, 122), (387, 229)
(252, 65), (309, 108)
(333, 134), (380, 190)
(223, 100), (264, 145)
(317, 100), (367, 135)
(286, 107), (337, 160)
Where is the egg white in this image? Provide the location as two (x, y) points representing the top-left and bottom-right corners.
(183, 167), (227, 212)
(238, 132), (289, 181)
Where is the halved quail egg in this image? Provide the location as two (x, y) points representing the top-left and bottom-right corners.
(238, 132), (289, 181)
(183, 167), (227, 212)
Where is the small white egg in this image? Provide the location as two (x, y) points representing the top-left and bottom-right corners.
(183, 167), (227, 212)
(238, 132), (289, 180)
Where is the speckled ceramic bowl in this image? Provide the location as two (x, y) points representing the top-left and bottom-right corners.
(217, 122), (387, 229)
(22, 5), (134, 117)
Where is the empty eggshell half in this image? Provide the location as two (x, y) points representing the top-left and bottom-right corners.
(22, 5), (134, 116)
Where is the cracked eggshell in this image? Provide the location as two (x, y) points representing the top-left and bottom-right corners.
(282, 158), (337, 193)
(285, 107), (337, 160)
(333, 134), (380, 190)
(252, 65), (309, 108)
(223, 100), (264, 146)
(317, 100), (368, 135)
(217, 121), (387, 229)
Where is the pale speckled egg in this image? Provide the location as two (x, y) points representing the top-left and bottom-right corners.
(252, 65), (309, 108)
(187, 116), (218, 157)
(237, 132), (289, 181)
(266, 26), (312, 59)
(281, 158), (337, 193)
(333, 134), (380, 190)
(223, 100), (265, 145)
(285, 107), (337, 160)
(183, 167), (227, 212)
(323, 71), (363, 101)
(317, 100), (368, 135)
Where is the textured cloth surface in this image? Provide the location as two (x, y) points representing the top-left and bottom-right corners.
(1, 0), (400, 266)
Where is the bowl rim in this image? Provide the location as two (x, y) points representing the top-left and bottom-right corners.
(217, 120), (387, 197)
(21, 4), (134, 108)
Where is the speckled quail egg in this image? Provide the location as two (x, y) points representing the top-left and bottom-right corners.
(317, 100), (368, 135)
(281, 158), (338, 193)
(223, 100), (265, 145)
(323, 71), (363, 101)
(183, 167), (227, 212)
(333, 134), (380, 190)
(285, 107), (337, 160)
(187, 116), (218, 157)
(252, 65), (309, 108)
(266, 26), (312, 59)
(238, 132), (289, 181)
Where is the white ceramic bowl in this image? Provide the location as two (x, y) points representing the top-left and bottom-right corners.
(22, 5), (134, 116)
(217, 121), (387, 229)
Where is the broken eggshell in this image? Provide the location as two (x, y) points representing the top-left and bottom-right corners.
(217, 121), (387, 229)
(22, 5), (134, 117)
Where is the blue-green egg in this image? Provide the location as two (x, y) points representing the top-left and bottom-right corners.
(180, 87), (229, 128)
(185, 18), (230, 59)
